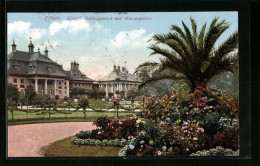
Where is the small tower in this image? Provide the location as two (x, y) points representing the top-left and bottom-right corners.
(44, 46), (49, 57)
(117, 64), (120, 71)
(113, 64), (116, 70)
(12, 40), (16, 52)
(28, 37), (34, 54)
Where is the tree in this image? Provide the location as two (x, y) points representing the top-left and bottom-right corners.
(25, 85), (36, 105)
(135, 17), (238, 92)
(7, 84), (19, 122)
(18, 90), (25, 110)
(7, 83), (19, 103)
(79, 98), (89, 119)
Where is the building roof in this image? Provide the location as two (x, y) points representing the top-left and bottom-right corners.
(100, 67), (141, 82)
(8, 50), (68, 78)
(65, 69), (93, 82)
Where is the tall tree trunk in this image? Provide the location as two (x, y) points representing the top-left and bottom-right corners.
(116, 105), (119, 120)
(11, 109), (14, 122)
(49, 107), (51, 120)
(83, 108), (86, 119)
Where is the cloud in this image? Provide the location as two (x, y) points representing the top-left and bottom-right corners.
(112, 29), (153, 47)
(49, 19), (101, 36)
(8, 21), (47, 40)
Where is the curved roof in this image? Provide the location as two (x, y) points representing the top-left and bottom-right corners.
(100, 68), (141, 82)
(8, 50), (68, 78)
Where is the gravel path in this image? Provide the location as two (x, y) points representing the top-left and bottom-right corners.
(8, 122), (96, 157)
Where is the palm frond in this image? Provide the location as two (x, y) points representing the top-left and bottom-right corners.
(134, 61), (159, 74)
(203, 17), (230, 60)
(214, 31), (238, 61)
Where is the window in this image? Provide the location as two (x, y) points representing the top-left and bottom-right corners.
(49, 89), (53, 95)
(64, 81), (67, 85)
(20, 85), (25, 88)
(46, 66), (52, 72)
(64, 90), (67, 96)
(21, 79), (24, 84)
(59, 81), (62, 85)
(59, 90), (62, 94)
(13, 78), (17, 83)
(40, 88), (44, 94)
(14, 65), (20, 71)
(30, 66), (35, 70)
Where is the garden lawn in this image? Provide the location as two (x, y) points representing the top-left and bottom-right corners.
(8, 110), (136, 125)
(44, 136), (121, 157)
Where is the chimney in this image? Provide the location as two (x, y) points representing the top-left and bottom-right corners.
(117, 64), (120, 71)
(71, 61), (75, 70)
(12, 40), (16, 52)
(44, 46), (49, 57)
(76, 62), (79, 70)
(28, 37), (34, 54)
(113, 64), (116, 70)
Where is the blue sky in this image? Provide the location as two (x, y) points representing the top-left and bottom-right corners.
(8, 12), (238, 80)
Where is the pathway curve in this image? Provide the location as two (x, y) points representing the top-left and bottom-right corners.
(8, 122), (96, 157)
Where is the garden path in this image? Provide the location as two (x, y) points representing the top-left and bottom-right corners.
(8, 122), (96, 157)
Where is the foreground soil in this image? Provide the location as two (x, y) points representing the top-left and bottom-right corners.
(44, 136), (121, 157)
(8, 122), (97, 157)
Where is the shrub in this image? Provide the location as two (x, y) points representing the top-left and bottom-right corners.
(75, 129), (100, 139)
(159, 121), (206, 155)
(213, 129), (239, 150)
(118, 145), (131, 156)
(143, 120), (160, 140)
(95, 140), (102, 146)
(216, 94), (239, 118)
(101, 139), (108, 146)
(190, 146), (239, 156)
(202, 112), (221, 135)
(107, 140), (114, 146)
(93, 115), (111, 129)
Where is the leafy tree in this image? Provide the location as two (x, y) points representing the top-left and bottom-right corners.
(71, 88), (86, 98)
(7, 84), (19, 122)
(7, 83), (19, 103)
(35, 94), (49, 110)
(79, 98), (89, 119)
(25, 85), (36, 105)
(135, 17), (238, 91)
(18, 90), (25, 110)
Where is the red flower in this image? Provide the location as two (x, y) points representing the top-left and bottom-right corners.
(145, 145), (153, 150)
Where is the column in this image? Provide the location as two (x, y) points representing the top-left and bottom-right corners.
(35, 79), (38, 93)
(128, 84), (131, 90)
(111, 83), (114, 93)
(117, 83), (119, 91)
(54, 80), (57, 96)
(45, 79), (48, 94)
(119, 83), (122, 91)
(105, 84), (108, 98)
(125, 84), (127, 89)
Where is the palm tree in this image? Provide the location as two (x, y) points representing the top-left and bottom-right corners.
(135, 17), (238, 92)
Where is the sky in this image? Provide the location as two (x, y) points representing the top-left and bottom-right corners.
(7, 12), (238, 80)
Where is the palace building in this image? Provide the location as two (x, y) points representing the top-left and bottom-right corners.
(64, 61), (94, 97)
(7, 40), (142, 99)
(98, 64), (142, 98)
(7, 40), (70, 98)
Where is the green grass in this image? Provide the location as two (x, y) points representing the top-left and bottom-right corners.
(89, 99), (113, 109)
(44, 136), (122, 157)
(8, 110), (137, 125)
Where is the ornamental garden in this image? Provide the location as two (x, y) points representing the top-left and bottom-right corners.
(7, 17), (239, 157)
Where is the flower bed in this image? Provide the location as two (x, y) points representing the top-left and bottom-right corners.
(72, 86), (239, 157)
